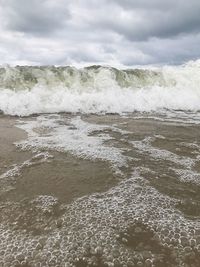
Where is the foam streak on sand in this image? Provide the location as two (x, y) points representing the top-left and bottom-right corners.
(15, 115), (128, 170)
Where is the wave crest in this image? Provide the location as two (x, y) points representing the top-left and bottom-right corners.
(0, 61), (200, 116)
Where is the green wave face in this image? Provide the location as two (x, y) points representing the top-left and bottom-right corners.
(0, 65), (165, 91)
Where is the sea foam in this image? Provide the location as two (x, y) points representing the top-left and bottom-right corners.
(0, 60), (200, 116)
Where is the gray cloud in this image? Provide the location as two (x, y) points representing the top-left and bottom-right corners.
(85, 1), (200, 41)
(113, 0), (189, 10)
(0, 0), (199, 66)
(2, 0), (69, 34)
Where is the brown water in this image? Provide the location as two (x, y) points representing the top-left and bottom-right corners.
(0, 113), (200, 267)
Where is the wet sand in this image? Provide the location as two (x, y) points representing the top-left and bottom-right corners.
(0, 115), (116, 204)
(0, 113), (200, 267)
(0, 115), (31, 170)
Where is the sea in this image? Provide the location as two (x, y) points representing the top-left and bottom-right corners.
(0, 61), (200, 267)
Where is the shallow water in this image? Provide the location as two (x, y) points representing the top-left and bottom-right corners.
(0, 112), (200, 267)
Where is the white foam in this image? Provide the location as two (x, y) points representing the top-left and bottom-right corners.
(171, 168), (200, 185)
(132, 136), (195, 169)
(15, 115), (128, 171)
(0, 60), (200, 116)
(0, 152), (52, 180)
(133, 111), (200, 125)
(0, 172), (199, 266)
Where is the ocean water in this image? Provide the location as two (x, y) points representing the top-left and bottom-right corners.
(0, 61), (200, 267)
(0, 60), (200, 116)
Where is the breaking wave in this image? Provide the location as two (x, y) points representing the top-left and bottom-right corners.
(0, 60), (200, 116)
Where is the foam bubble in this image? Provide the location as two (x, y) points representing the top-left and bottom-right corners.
(171, 169), (200, 185)
(0, 173), (200, 266)
(15, 115), (128, 172)
(132, 136), (195, 169)
(0, 152), (53, 181)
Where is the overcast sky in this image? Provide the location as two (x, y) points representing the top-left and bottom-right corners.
(0, 0), (200, 66)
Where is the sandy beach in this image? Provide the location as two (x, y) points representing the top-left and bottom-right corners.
(0, 113), (200, 266)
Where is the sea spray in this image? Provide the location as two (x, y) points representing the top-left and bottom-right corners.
(0, 60), (200, 116)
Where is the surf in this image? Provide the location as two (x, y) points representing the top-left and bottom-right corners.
(0, 60), (200, 116)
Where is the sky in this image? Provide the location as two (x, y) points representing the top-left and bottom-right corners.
(0, 0), (200, 67)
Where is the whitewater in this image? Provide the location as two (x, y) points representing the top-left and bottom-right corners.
(0, 60), (200, 116)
